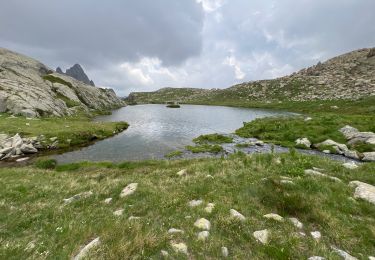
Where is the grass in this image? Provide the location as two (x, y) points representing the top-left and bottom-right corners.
(55, 93), (81, 108)
(165, 150), (183, 159)
(186, 144), (224, 154)
(193, 133), (233, 145)
(43, 75), (74, 88)
(0, 113), (128, 151)
(0, 152), (374, 259)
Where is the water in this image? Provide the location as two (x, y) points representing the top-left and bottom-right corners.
(55, 104), (290, 163)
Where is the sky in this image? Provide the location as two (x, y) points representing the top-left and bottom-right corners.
(1, 0), (375, 96)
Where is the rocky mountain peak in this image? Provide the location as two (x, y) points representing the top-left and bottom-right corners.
(55, 64), (95, 86)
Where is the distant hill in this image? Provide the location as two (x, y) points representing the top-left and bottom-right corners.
(128, 48), (375, 105)
(0, 48), (124, 117)
(56, 64), (95, 86)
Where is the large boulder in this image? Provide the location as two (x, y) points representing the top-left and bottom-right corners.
(316, 139), (349, 154)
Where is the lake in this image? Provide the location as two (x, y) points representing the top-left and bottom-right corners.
(55, 104), (290, 163)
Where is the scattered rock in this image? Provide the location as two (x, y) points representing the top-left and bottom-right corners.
(170, 242), (188, 255)
(331, 245), (358, 260)
(263, 213), (284, 222)
(0, 133), (39, 160)
(176, 169), (187, 176)
(120, 183), (138, 198)
(295, 137), (311, 148)
(253, 229), (269, 245)
(128, 216), (141, 221)
(197, 231), (209, 241)
(323, 150), (331, 154)
(204, 203), (215, 213)
(304, 169), (342, 182)
(289, 217), (303, 229)
(104, 198), (112, 204)
(73, 237), (100, 260)
(221, 246), (229, 257)
(20, 144), (38, 154)
(349, 181), (375, 205)
(311, 231), (321, 241)
(16, 157), (29, 162)
(63, 191), (93, 204)
(50, 137), (58, 142)
(230, 209), (246, 221)
(342, 162), (359, 170)
(161, 250), (169, 257)
(168, 228), (184, 234)
(188, 199), (203, 207)
(194, 218), (211, 230)
(113, 209), (124, 216)
(316, 139), (349, 155)
(304, 117), (313, 121)
(308, 257), (326, 260)
(363, 152), (375, 162)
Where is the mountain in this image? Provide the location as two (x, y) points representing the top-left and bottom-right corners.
(56, 64), (95, 86)
(0, 48), (125, 117)
(128, 48), (375, 104)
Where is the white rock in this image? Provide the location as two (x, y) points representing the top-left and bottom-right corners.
(311, 231), (321, 241)
(263, 213), (284, 222)
(304, 117), (312, 121)
(188, 199), (203, 207)
(281, 180), (294, 184)
(221, 246), (229, 257)
(331, 245), (358, 260)
(204, 203), (215, 213)
(120, 183), (138, 198)
(104, 198), (112, 204)
(339, 125), (359, 139)
(63, 191), (93, 204)
(289, 217), (303, 229)
(16, 157), (29, 162)
(363, 152), (375, 162)
(161, 250), (169, 257)
(194, 218), (211, 230)
(168, 228), (184, 234)
(128, 216), (140, 221)
(349, 181), (375, 205)
(113, 209), (124, 216)
(253, 229), (269, 244)
(304, 169), (342, 182)
(230, 209), (246, 221)
(317, 139), (348, 154)
(197, 231), (209, 241)
(176, 169), (187, 176)
(342, 162), (359, 170)
(295, 137), (311, 148)
(323, 150), (331, 154)
(73, 237), (101, 260)
(308, 257), (326, 260)
(170, 242), (188, 255)
(368, 256), (375, 260)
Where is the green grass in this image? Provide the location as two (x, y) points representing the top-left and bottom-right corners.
(0, 153), (374, 259)
(43, 75), (74, 88)
(193, 133), (233, 145)
(186, 144), (224, 154)
(0, 113), (128, 150)
(165, 150), (183, 159)
(56, 93), (81, 108)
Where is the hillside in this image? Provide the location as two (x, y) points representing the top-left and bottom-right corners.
(0, 48), (125, 117)
(128, 48), (375, 105)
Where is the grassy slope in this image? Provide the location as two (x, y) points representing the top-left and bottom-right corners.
(0, 113), (128, 150)
(0, 153), (374, 259)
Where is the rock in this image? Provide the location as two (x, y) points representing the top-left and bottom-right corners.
(197, 231), (209, 241)
(160, 250), (169, 257)
(263, 213), (284, 222)
(170, 242), (188, 255)
(176, 169), (187, 176)
(295, 138), (311, 148)
(304, 117), (312, 121)
(289, 217), (303, 229)
(24, 241), (36, 252)
(63, 191), (93, 204)
(339, 125), (359, 139)
(113, 209), (124, 216)
(194, 218), (211, 230)
(331, 245), (358, 260)
(253, 229), (269, 244)
(369, 257), (375, 260)
(204, 203), (215, 213)
(367, 48), (375, 58)
(310, 231), (321, 241)
(363, 152), (375, 162)
(221, 246), (229, 257)
(16, 157), (29, 162)
(342, 162), (359, 170)
(322, 150), (331, 154)
(188, 199), (203, 207)
(304, 169), (342, 182)
(104, 198), (112, 204)
(344, 150), (361, 160)
(65, 64), (95, 86)
(168, 228), (184, 234)
(308, 257), (326, 260)
(230, 209), (246, 221)
(316, 139), (348, 154)
(120, 183), (138, 198)
(50, 137), (58, 142)
(349, 181), (375, 205)
(128, 216), (141, 221)
(73, 237), (100, 260)
(20, 144), (38, 154)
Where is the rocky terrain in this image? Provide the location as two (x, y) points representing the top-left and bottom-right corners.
(128, 47), (375, 104)
(56, 64), (95, 86)
(0, 48), (125, 117)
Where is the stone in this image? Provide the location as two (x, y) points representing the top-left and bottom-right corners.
(304, 169), (342, 182)
(311, 231), (321, 241)
(316, 139), (349, 154)
(331, 245), (358, 260)
(170, 242), (188, 255)
(194, 218), (211, 230)
(161, 250), (169, 257)
(120, 183), (138, 198)
(104, 198), (112, 204)
(128, 216), (140, 221)
(73, 237), (100, 260)
(197, 231), (209, 241)
(16, 157), (29, 162)
(230, 209), (246, 221)
(342, 162), (359, 170)
(308, 257), (326, 260)
(253, 229), (269, 244)
(176, 169), (187, 176)
(50, 137), (58, 142)
(295, 137), (311, 148)
(263, 213), (284, 222)
(113, 209), (124, 216)
(63, 191), (93, 204)
(349, 181), (375, 205)
(168, 228), (184, 234)
(344, 150), (361, 160)
(204, 203), (215, 213)
(20, 144), (38, 154)
(188, 199), (203, 207)
(289, 217), (303, 229)
(323, 150), (331, 154)
(304, 117), (312, 121)
(221, 246), (229, 257)
(339, 125), (359, 139)
(368, 257), (375, 260)
(363, 152), (375, 162)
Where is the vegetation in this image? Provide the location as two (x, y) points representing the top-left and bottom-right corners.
(0, 113), (128, 151)
(56, 93), (81, 108)
(186, 144), (224, 154)
(43, 74), (74, 88)
(0, 153), (374, 259)
(166, 104), (180, 108)
(193, 133), (233, 145)
(165, 150), (183, 158)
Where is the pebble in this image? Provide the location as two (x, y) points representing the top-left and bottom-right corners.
(120, 183), (138, 198)
(204, 203), (215, 213)
(221, 246), (229, 257)
(263, 213), (284, 222)
(73, 237), (100, 260)
(104, 198), (112, 204)
(253, 229), (269, 244)
(197, 231), (209, 241)
(170, 242), (188, 255)
(311, 231), (321, 241)
(113, 209), (124, 216)
(176, 169), (187, 176)
(188, 199), (203, 207)
(194, 218), (211, 230)
(168, 228), (184, 234)
(230, 209), (246, 221)
(289, 217), (303, 229)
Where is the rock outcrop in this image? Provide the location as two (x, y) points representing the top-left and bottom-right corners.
(0, 133), (40, 160)
(57, 64), (95, 86)
(0, 48), (125, 117)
